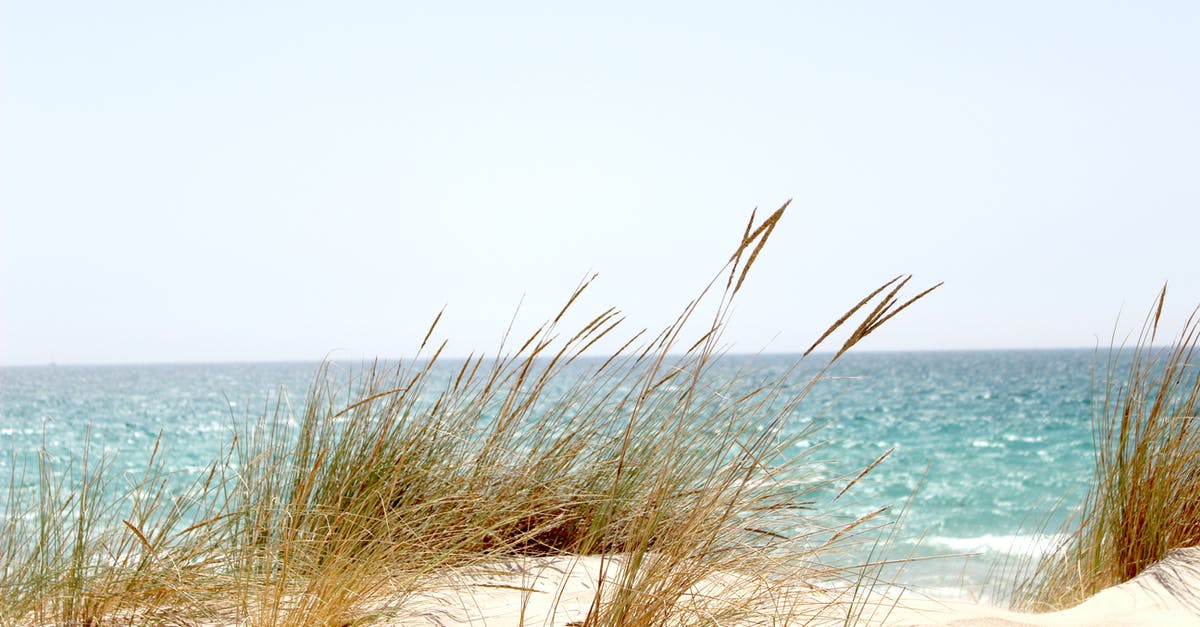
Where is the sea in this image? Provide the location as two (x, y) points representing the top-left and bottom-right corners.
(0, 350), (1105, 600)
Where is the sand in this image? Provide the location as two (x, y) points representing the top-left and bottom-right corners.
(374, 548), (1200, 626)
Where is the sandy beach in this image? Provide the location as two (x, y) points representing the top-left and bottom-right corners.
(375, 548), (1200, 626)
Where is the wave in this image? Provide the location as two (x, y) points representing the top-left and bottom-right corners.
(923, 533), (1065, 558)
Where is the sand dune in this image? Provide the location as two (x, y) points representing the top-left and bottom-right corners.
(886, 546), (1200, 626)
(377, 548), (1200, 626)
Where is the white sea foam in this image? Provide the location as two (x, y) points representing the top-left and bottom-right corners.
(925, 533), (1064, 558)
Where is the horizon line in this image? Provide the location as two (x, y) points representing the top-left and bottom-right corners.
(0, 345), (1126, 369)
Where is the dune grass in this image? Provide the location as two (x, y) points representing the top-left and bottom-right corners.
(1014, 286), (1200, 611)
(0, 203), (939, 625)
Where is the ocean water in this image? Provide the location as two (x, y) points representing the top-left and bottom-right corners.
(0, 350), (1102, 598)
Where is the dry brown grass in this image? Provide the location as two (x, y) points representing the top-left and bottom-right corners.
(0, 202), (938, 625)
(1014, 285), (1200, 611)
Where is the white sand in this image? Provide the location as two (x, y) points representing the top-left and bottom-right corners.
(880, 547), (1200, 626)
(377, 548), (1200, 626)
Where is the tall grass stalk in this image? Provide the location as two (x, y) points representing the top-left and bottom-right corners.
(0, 202), (938, 625)
(1015, 286), (1200, 610)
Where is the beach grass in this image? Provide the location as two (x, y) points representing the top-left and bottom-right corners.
(0, 202), (940, 625)
(1014, 286), (1200, 611)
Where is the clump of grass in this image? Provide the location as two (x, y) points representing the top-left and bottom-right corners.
(0, 428), (237, 625)
(0, 202), (938, 625)
(1015, 286), (1200, 610)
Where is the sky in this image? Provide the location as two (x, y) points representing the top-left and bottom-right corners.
(2, 2), (1198, 366)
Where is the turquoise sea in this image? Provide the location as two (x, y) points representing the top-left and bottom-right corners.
(0, 350), (1102, 598)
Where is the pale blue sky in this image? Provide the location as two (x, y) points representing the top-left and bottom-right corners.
(2, 2), (1198, 365)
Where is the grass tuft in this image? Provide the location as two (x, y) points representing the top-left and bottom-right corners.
(1015, 285), (1200, 610)
(0, 202), (939, 625)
